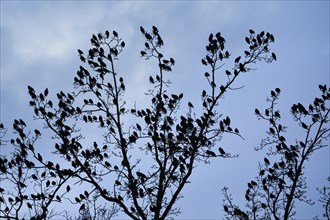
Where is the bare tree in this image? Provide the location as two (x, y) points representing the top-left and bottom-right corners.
(222, 85), (330, 220)
(316, 177), (330, 220)
(0, 26), (276, 219)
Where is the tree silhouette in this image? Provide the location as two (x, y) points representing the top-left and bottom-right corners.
(317, 177), (330, 220)
(222, 85), (330, 220)
(0, 26), (277, 219)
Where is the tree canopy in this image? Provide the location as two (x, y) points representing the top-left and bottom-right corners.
(0, 26), (328, 220)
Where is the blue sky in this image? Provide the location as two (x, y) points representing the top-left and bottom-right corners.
(0, 1), (329, 219)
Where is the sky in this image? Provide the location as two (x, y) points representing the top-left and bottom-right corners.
(0, 1), (329, 219)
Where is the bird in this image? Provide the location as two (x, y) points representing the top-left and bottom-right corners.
(218, 147), (226, 155)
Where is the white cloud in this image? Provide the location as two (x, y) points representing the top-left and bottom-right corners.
(2, 2), (104, 63)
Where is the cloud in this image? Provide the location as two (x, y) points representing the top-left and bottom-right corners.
(0, 1), (144, 101)
(2, 2), (103, 63)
